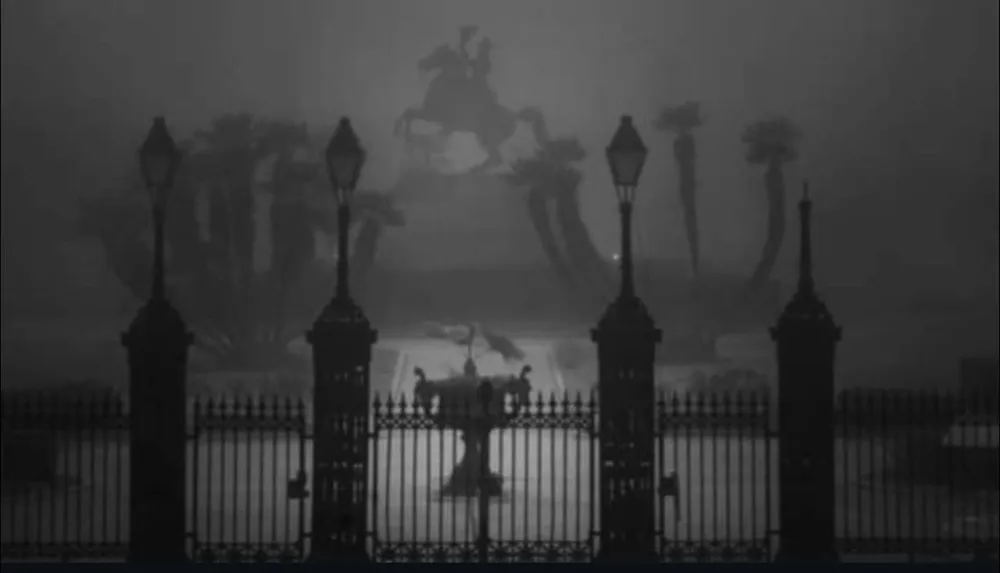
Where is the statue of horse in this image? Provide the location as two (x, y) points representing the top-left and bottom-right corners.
(411, 364), (532, 497)
(395, 43), (549, 173)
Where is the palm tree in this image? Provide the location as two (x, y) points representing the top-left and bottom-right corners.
(505, 137), (613, 304)
(503, 144), (576, 289)
(741, 117), (801, 298)
(548, 141), (615, 301)
(345, 192), (406, 286)
(655, 101), (704, 277)
(79, 113), (393, 372)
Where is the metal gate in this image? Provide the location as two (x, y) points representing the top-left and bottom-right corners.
(182, 390), (776, 563)
(655, 392), (775, 562)
(368, 392), (599, 562)
(187, 397), (311, 563)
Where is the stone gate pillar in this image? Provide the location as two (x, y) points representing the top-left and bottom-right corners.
(307, 297), (377, 562)
(592, 296), (662, 562)
(123, 299), (193, 562)
(771, 183), (841, 562)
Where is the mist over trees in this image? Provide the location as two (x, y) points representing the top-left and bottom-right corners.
(505, 135), (615, 308)
(78, 113), (404, 372)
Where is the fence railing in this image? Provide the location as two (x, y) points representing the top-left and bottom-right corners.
(368, 392), (599, 562)
(2, 388), (997, 562)
(1, 391), (129, 561)
(833, 389), (998, 560)
(187, 397), (310, 563)
(654, 392), (774, 562)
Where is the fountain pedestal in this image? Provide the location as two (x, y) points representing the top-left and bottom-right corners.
(439, 428), (505, 498)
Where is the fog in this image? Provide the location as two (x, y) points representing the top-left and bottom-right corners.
(1, 0), (997, 391)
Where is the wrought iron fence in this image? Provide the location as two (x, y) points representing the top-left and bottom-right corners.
(187, 396), (310, 563)
(369, 392), (598, 562)
(655, 392), (774, 562)
(365, 389), (776, 563)
(833, 388), (998, 561)
(1, 390), (129, 561)
(2, 386), (996, 563)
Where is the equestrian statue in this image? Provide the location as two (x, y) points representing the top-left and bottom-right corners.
(395, 25), (549, 172)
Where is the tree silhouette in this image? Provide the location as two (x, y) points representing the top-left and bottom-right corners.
(741, 117), (801, 298)
(655, 101), (704, 278)
(79, 113), (403, 371)
(504, 137), (613, 306)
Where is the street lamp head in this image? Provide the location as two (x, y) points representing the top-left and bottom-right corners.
(138, 116), (182, 200)
(325, 117), (367, 205)
(605, 115), (648, 205)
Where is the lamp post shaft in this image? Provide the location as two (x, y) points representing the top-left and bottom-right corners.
(619, 202), (635, 300)
(336, 203), (351, 300)
(152, 203), (166, 301)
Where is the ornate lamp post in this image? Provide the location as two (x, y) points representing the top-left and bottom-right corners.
(592, 115), (662, 563)
(771, 183), (841, 562)
(307, 117), (378, 563)
(123, 116), (193, 562)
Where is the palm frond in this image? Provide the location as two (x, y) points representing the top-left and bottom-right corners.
(542, 137), (587, 163)
(742, 116), (801, 164)
(655, 101), (703, 133)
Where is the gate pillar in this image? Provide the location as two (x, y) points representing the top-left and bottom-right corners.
(592, 295), (662, 563)
(771, 183), (841, 562)
(307, 296), (377, 563)
(123, 298), (193, 562)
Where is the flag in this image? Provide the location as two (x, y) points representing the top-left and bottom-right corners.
(423, 321), (475, 346)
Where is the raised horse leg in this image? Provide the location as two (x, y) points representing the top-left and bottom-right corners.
(394, 108), (419, 140)
(440, 429), (504, 498)
(472, 107), (518, 174)
(476, 144), (506, 173)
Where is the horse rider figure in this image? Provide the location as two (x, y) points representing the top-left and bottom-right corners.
(457, 25), (478, 66)
(469, 37), (497, 107)
(450, 25), (498, 110)
(397, 26), (546, 171)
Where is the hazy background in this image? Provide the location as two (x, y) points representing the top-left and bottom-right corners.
(1, 0), (997, 389)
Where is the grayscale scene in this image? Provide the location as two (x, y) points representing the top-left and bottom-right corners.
(1, 0), (997, 564)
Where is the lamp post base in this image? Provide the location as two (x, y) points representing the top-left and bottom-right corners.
(309, 543), (371, 564)
(595, 546), (660, 564)
(773, 547), (839, 563)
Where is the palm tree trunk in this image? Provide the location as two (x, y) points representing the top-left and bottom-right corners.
(350, 219), (382, 290)
(674, 133), (699, 277)
(554, 188), (615, 301)
(526, 189), (576, 287)
(744, 159), (787, 298)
